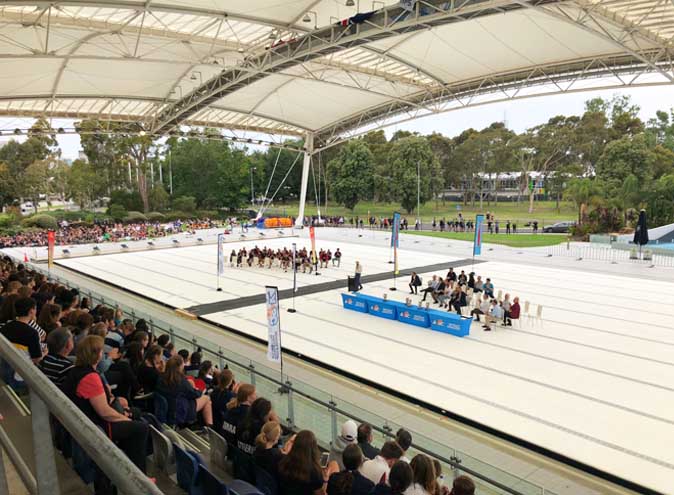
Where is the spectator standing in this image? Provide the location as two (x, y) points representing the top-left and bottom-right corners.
(354, 262), (363, 291)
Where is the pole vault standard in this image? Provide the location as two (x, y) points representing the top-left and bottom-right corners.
(295, 133), (314, 228)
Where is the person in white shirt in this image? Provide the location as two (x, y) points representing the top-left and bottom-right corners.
(484, 300), (503, 332)
(501, 294), (512, 325)
(470, 294), (491, 323)
(360, 441), (403, 485)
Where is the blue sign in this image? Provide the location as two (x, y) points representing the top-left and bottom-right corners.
(397, 307), (430, 328)
(368, 300), (398, 320)
(391, 212), (401, 248)
(430, 313), (471, 337)
(341, 293), (368, 313)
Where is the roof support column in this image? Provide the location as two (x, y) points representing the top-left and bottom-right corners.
(295, 133), (314, 228)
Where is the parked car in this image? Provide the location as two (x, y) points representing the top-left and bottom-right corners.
(543, 221), (575, 233)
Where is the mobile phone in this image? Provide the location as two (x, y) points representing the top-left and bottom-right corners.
(320, 452), (330, 468)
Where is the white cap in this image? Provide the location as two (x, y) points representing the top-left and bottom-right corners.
(341, 420), (358, 442)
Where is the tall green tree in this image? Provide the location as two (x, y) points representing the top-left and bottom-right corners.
(68, 159), (97, 209)
(326, 140), (374, 211)
(595, 134), (654, 198)
(564, 178), (604, 225)
(388, 136), (440, 214)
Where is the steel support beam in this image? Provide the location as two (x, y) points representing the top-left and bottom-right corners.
(296, 133), (313, 228)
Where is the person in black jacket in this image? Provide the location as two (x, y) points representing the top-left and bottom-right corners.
(155, 355), (212, 427)
(327, 444), (374, 495)
(356, 423), (379, 460)
(371, 461), (413, 495)
(222, 383), (257, 447)
(408, 273), (422, 295)
(236, 397), (280, 455)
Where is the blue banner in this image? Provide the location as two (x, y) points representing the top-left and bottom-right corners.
(473, 214), (484, 256)
(391, 212), (401, 248)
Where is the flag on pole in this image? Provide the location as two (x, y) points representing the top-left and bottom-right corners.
(473, 214), (485, 256)
(291, 243), (297, 292)
(265, 286), (282, 363)
(47, 230), (55, 268)
(217, 233), (225, 275)
(309, 226), (317, 265)
(391, 212), (401, 275)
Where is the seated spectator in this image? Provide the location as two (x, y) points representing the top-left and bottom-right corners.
(406, 454), (439, 495)
(177, 348), (190, 363)
(195, 360), (214, 391)
(333, 248), (342, 267)
(357, 423), (379, 460)
(450, 476), (474, 495)
(254, 420), (291, 481)
(37, 303), (62, 335)
(483, 299), (503, 332)
(396, 429), (412, 463)
(39, 327), (74, 386)
(61, 335), (149, 475)
(132, 330), (149, 352)
(105, 343), (141, 400)
(431, 278), (446, 305)
(329, 420), (358, 470)
(136, 344), (164, 393)
(501, 294), (512, 325)
(470, 294), (490, 323)
(223, 383), (256, 446)
(483, 278), (494, 298)
(184, 351), (202, 374)
(371, 461), (413, 495)
(408, 273), (421, 295)
(466, 273), (475, 290)
(473, 276), (483, 293)
(446, 268), (456, 283)
(420, 276), (438, 302)
(507, 297), (520, 326)
(0, 297), (44, 385)
(237, 397), (279, 455)
(278, 430), (338, 495)
(124, 341), (144, 374)
(360, 440), (403, 485)
(210, 368), (236, 438)
(328, 444), (374, 495)
(457, 271), (467, 286)
(117, 319), (135, 346)
(156, 355), (213, 427)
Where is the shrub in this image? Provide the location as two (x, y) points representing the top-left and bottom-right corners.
(124, 211), (147, 223)
(0, 213), (18, 229)
(146, 211), (165, 221)
(162, 211), (189, 222)
(110, 190), (143, 212)
(21, 214), (58, 230)
(108, 204), (127, 221)
(172, 196), (197, 212)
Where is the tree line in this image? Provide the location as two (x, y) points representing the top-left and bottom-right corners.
(1, 95), (673, 232)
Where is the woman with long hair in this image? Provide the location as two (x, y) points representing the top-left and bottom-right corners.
(237, 397), (279, 455)
(222, 383), (256, 445)
(406, 454), (439, 495)
(210, 369), (235, 437)
(37, 303), (62, 335)
(136, 344), (164, 393)
(279, 430), (338, 495)
(372, 461), (413, 495)
(254, 420), (293, 481)
(156, 355), (212, 427)
(124, 341), (145, 373)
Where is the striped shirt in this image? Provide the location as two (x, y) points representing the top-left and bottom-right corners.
(39, 353), (74, 386)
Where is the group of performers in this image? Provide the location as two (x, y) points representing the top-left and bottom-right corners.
(229, 245), (342, 273)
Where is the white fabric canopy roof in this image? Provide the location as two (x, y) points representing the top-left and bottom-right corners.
(0, 0), (673, 145)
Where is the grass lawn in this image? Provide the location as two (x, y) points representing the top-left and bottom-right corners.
(268, 200), (576, 226)
(404, 230), (568, 248)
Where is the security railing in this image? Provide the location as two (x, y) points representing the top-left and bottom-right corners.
(0, 333), (162, 495)
(19, 257), (556, 495)
(547, 243), (674, 267)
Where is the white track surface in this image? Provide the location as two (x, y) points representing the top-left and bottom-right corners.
(53, 228), (674, 494)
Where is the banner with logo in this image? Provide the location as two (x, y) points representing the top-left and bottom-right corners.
(47, 230), (55, 269)
(291, 243), (297, 292)
(217, 233), (225, 275)
(473, 214), (484, 256)
(391, 212), (401, 275)
(309, 226), (317, 264)
(265, 286), (282, 363)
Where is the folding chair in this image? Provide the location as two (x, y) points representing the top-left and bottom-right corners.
(206, 426), (229, 473)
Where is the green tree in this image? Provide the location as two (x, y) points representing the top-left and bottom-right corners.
(564, 178), (604, 225)
(326, 140), (374, 210)
(68, 159), (97, 209)
(388, 136), (440, 214)
(618, 174), (641, 224)
(647, 174), (674, 226)
(22, 160), (50, 213)
(595, 134), (654, 198)
(149, 186), (169, 211)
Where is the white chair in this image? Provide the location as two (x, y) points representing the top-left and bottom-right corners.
(535, 304), (543, 326)
(497, 289), (503, 301)
(523, 301), (531, 325)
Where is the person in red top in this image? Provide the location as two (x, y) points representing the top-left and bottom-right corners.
(62, 335), (149, 475)
(506, 297), (521, 326)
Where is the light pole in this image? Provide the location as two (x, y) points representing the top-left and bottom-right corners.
(417, 161), (421, 229)
(250, 166), (257, 205)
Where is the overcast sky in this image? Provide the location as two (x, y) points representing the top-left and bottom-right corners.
(2, 85), (674, 160)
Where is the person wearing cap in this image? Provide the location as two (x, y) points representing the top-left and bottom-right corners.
(329, 419), (358, 470)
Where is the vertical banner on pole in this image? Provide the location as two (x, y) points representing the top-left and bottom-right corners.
(473, 214), (485, 256)
(309, 226), (317, 264)
(391, 212), (401, 275)
(47, 231), (55, 269)
(265, 286), (282, 365)
(217, 234), (225, 274)
(292, 243), (297, 292)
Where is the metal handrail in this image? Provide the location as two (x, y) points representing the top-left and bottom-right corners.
(0, 334), (163, 495)
(15, 255), (547, 495)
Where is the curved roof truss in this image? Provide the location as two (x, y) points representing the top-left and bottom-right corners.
(0, 0), (673, 145)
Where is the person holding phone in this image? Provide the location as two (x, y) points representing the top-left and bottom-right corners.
(279, 430), (338, 495)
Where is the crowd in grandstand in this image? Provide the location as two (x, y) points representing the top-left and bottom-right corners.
(0, 218), (220, 248)
(230, 245), (342, 272)
(410, 267), (520, 331)
(0, 255), (475, 494)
